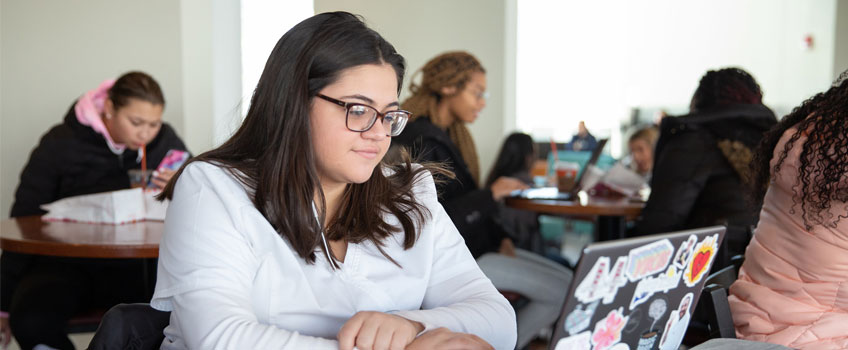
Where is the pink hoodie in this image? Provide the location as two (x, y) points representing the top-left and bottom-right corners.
(74, 79), (126, 154)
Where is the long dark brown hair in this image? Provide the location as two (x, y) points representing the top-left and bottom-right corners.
(160, 12), (442, 266)
(750, 70), (848, 229)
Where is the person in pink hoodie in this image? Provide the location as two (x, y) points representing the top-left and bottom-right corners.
(728, 70), (848, 349)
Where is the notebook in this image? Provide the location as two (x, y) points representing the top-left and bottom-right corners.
(549, 226), (726, 350)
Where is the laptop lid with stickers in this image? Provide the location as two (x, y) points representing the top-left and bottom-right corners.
(549, 226), (726, 350)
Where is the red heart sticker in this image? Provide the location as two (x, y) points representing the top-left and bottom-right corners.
(689, 251), (710, 282)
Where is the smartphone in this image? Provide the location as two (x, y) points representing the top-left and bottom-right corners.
(148, 149), (189, 187)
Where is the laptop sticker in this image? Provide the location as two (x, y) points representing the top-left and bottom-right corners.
(625, 239), (674, 282)
(623, 308), (642, 334)
(629, 266), (680, 310)
(658, 293), (693, 350)
(575, 256), (628, 304)
(591, 307), (629, 350)
(610, 343), (631, 350)
(672, 235), (697, 270)
(636, 298), (667, 349)
(565, 300), (600, 335)
(683, 234), (718, 287)
(554, 331), (591, 350)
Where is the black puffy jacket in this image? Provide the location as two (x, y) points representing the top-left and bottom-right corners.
(634, 104), (777, 251)
(391, 117), (506, 258)
(10, 103), (188, 217)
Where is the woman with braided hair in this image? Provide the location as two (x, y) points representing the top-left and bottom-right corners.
(633, 68), (777, 269)
(392, 51), (572, 348)
(728, 71), (848, 349)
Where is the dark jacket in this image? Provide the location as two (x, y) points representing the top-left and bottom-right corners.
(1, 102), (188, 312)
(392, 117), (506, 258)
(10, 103), (187, 217)
(634, 104), (777, 249)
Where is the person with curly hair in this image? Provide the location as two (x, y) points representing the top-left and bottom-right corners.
(633, 68), (777, 268)
(728, 71), (848, 349)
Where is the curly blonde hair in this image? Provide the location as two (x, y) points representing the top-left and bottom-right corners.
(402, 51), (486, 184)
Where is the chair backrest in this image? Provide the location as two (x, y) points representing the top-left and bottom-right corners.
(698, 256), (743, 339)
(87, 303), (170, 350)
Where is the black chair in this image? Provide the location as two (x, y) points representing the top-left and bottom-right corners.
(87, 303), (170, 350)
(700, 263), (738, 339)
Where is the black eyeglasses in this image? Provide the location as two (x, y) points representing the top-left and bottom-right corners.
(316, 94), (411, 137)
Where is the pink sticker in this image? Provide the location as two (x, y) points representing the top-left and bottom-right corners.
(591, 307), (629, 350)
(626, 239), (674, 282)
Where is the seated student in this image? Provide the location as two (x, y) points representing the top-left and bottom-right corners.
(626, 126), (659, 181)
(0, 71), (187, 350)
(392, 51), (571, 349)
(150, 12), (515, 350)
(728, 71), (848, 349)
(633, 68), (777, 265)
(568, 121), (598, 151)
(484, 132), (544, 254)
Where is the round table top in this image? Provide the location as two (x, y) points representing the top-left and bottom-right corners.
(0, 216), (163, 258)
(505, 194), (644, 217)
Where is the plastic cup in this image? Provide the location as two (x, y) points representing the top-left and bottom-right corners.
(128, 169), (154, 189)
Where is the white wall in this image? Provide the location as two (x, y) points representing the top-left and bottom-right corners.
(314, 0), (508, 183)
(516, 0), (841, 155)
(0, 0), (241, 218)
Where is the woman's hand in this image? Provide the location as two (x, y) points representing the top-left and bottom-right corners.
(405, 328), (494, 350)
(337, 311), (424, 350)
(150, 169), (176, 189)
(498, 238), (517, 257)
(490, 177), (528, 201)
(1, 315), (11, 349)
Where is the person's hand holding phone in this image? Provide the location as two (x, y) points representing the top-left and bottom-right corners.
(150, 169), (176, 189)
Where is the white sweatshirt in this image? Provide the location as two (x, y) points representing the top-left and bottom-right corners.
(151, 162), (517, 349)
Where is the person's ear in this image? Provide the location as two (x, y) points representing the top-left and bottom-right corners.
(440, 85), (457, 96)
(104, 99), (115, 119)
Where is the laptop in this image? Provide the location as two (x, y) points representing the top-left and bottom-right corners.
(549, 226), (726, 350)
(519, 138), (609, 201)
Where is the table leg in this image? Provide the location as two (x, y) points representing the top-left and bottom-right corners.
(597, 216), (627, 241)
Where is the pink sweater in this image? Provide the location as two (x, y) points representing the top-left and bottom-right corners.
(728, 127), (848, 349)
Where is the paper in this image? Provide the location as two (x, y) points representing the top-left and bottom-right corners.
(41, 188), (168, 224)
(600, 163), (646, 197)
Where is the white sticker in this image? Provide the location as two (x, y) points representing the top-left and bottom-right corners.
(625, 239), (674, 282)
(683, 234), (719, 287)
(672, 235), (697, 270)
(659, 293), (693, 350)
(575, 256), (628, 304)
(610, 343), (631, 350)
(629, 266), (681, 310)
(554, 331), (591, 350)
(564, 301), (600, 335)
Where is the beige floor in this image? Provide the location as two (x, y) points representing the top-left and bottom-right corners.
(7, 332), (94, 350)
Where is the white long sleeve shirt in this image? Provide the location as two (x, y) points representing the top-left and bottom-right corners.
(151, 162), (517, 349)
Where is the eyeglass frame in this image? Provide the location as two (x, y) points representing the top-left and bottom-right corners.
(315, 94), (411, 137)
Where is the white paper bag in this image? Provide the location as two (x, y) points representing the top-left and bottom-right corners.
(41, 188), (169, 224)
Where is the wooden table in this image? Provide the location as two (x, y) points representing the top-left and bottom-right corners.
(505, 192), (644, 241)
(0, 216), (163, 258)
(1, 215), (164, 302)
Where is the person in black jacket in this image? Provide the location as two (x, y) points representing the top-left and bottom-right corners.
(392, 51), (572, 348)
(0, 71), (188, 350)
(633, 67), (777, 267)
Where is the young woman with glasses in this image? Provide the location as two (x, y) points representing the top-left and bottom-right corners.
(150, 12), (515, 350)
(392, 51), (573, 349)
